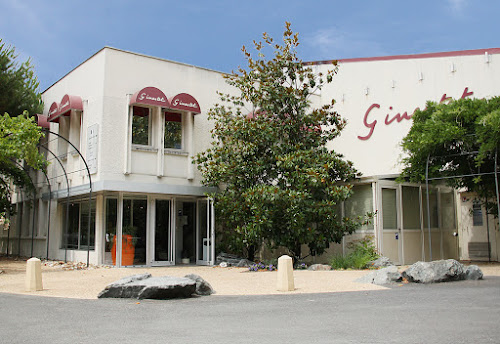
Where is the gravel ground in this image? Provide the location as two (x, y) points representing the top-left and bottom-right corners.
(1, 257), (499, 299)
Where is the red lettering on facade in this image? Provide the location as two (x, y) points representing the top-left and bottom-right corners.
(461, 87), (473, 99)
(358, 104), (379, 141)
(358, 87), (473, 141)
(385, 111), (412, 125)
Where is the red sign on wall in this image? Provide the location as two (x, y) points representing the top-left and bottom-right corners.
(358, 87), (474, 140)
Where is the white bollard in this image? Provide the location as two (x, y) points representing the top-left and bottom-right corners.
(25, 257), (43, 292)
(277, 255), (295, 291)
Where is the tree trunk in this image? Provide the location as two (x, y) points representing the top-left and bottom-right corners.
(246, 244), (256, 262)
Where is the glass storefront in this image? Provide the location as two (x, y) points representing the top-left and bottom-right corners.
(102, 195), (213, 267)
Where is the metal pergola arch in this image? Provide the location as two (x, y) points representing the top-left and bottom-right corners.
(37, 129), (93, 267)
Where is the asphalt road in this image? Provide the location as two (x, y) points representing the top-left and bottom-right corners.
(1, 277), (499, 344)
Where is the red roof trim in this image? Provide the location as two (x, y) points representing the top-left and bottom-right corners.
(129, 87), (171, 107)
(308, 48), (500, 65)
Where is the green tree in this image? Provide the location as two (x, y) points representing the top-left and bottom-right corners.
(400, 97), (500, 214)
(195, 23), (369, 262)
(0, 39), (46, 217)
(0, 113), (47, 214)
(0, 39), (43, 117)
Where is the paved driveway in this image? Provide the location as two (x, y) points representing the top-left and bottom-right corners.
(1, 277), (499, 344)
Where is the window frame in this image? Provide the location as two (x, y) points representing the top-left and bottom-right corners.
(61, 199), (96, 250)
(163, 111), (184, 150)
(131, 106), (153, 147)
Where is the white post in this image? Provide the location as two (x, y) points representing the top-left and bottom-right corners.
(186, 112), (194, 180)
(277, 255), (295, 291)
(25, 257), (43, 291)
(157, 106), (164, 177)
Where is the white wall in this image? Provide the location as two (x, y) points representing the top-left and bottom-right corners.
(317, 50), (500, 177)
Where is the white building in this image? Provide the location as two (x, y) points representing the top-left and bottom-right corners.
(1, 47), (499, 266)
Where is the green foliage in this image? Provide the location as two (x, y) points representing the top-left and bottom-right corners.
(400, 97), (500, 214)
(195, 23), (369, 262)
(0, 39), (43, 117)
(329, 237), (379, 270)
(0, 113), (47, 214)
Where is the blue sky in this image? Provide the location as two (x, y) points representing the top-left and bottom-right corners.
(1, 0), (498, 91)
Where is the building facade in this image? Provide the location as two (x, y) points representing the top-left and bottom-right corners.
(1, 47), (499, 265)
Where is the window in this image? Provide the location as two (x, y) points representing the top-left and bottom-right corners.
(61, 200), (96, 250)
(104, 198), (117, 266)
(472, 201), (483, 226)
(344, 184), (374, 231)
(422, 188), (439, 228)
(132, 106), (151, 146)
(122, 198), (147, 265)
(402, 186), (421, 230)
(164, 112), (182, 149)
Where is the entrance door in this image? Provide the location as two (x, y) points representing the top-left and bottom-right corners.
(152, 199), (174, 266)
(175, 200), (196, 264)
(196, 198), (215, 265)
(380, 186), (402, 264)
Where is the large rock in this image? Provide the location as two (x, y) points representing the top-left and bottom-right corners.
(368, 256), (394, 269)
(307, 264), (332, 271)
(464, 265), (483, 280)
(356, 265), (402, 285)
(402, 259), (466, 284)
(98, 274), (196, 299)
(216, 252), (253, 267)
(184, 274), (215, 296)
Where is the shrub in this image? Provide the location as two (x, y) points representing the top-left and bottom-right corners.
(329, 237), (379, 270)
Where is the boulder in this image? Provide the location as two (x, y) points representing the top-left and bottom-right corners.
(356, 265), (402, 285)
(216, 252), (253, 267)
(402, 259), (465, 283)
(97, 273), (152, 298)
(136, 277), (196, 300)
(307, 264), (332, 271)
(368, 256), (394, 269)
(236, 259), (254, 267)
(464, 265), (483, 280)
(184, 274), (215, 296)
(98, 274), (196, 299)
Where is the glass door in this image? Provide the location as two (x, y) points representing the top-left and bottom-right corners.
(380, 186), (402, 265)
(152, 199), (174, 266)
(196, 198), (214, 265)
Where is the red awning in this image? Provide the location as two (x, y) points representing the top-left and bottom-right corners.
(48, 102), (59, 122)
(48, 95), (83, 122)
(36, 114), (50, 129)
(129, 87), (171, 108)
(59, 94), (83, 116)
(169, 93), (201, 114)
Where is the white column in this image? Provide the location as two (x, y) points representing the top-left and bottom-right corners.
(124, 96), (132, 175)
(157, 106), (164, 177)
(186, 112), (194, 180)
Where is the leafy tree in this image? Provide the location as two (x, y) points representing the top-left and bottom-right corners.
(0, 39), (43, 117)
(400, 97), (500, 214)
(0, 39), (46, 216)
(195, 23), (369, 263)
(0, 113), (47, 214)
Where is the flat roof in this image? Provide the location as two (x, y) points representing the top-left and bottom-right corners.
(309, 47), (500, 65)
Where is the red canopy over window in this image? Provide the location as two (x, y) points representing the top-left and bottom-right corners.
(36, 114), (50, 129)
(169, 93), (201, 114)
(129, 87), (171, 108)
(48, 95), (83, 122)
(165, 112), (182, 122)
